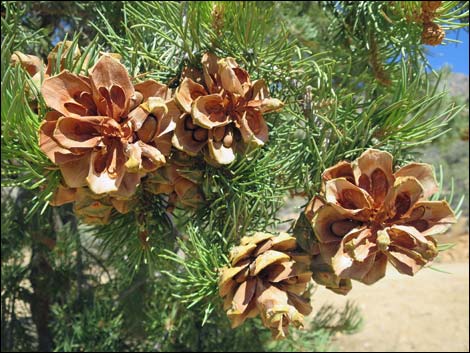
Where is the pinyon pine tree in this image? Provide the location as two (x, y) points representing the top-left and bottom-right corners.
(1, 1), (468, 352)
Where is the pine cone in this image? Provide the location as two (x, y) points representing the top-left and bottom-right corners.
(421, 22), (445, 46)
(172, 53), (283, 165)
(144, 154), (204, 211)
(421, 1), (441, 22)
(306, 149), (455, 286)
(73, 188), (114, 225)
(293, 211), (352, 295)
(219, 232), (312, 340)
(422, 1), (442, 15)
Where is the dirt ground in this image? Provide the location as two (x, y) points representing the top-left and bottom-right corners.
(327, 219), (469, 353)
(316, 261), (469, 352)
(277, 197), (469, 352)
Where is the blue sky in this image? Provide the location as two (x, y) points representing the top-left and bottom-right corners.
(51, 20), (469, 76)
(425, 29), (469, 75)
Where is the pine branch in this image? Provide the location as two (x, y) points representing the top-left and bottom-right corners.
(159, 224), (226, 322)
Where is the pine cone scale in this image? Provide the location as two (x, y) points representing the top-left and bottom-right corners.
(219, 232), (312, 339)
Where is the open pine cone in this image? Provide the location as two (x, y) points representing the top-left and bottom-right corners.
(219, 232), (312, 340)
(421, 22), (445, 46)
(421, 1), (442, 22)
(306, 149), (455, 287)
(172, 53), (283, 165)
(144, 153), (204, 212)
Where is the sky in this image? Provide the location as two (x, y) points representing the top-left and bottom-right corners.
(51, 19), (469, 76)
(425, 29), (469, 75)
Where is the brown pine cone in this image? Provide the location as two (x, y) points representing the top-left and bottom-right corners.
(219, 232), (312, 339)
(422, 22), (445, 46)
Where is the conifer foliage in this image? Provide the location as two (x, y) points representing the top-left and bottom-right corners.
(1, 1), (468, 351)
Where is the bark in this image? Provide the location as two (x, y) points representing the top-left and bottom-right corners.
(29, 243), (54, 352)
